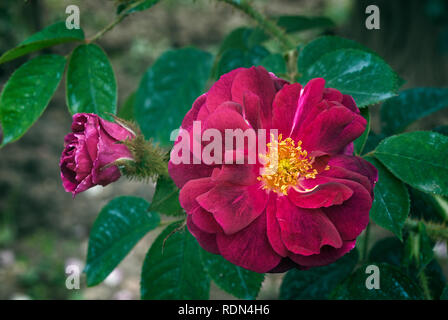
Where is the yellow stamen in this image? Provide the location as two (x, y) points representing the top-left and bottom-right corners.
(258, 134), (321, 195)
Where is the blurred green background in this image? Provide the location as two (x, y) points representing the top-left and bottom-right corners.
(0, 0), (447, 299)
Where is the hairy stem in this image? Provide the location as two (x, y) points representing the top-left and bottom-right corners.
(419, 271), (432, 300)
(404, 218), (448, 241)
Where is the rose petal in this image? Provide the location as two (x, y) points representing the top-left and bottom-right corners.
(216, 214), (281, 273)
(276, 196), (343, 255)
(289, 240), (356, 267)
(288, 182), (353, 208)
(272, 83), (302, 137)
(197, 183), (268, 235)
(187, 216), (220, 254)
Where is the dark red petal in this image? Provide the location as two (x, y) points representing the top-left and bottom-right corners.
(272, 83), (302, 137)
(266, 193), (288, 257)
(231, 66), (277, 125)
(216, 214), (281, 273)
(197, 183), (268, 235)
(299, 106), (367, 155)
(322, 179), (372, 241)
(276, 196), (343, 256)
(206, 68), (244, 113)
(289, 240), (356, 267)
(288, 182), (353, 209)
(187, 215), (220, 254)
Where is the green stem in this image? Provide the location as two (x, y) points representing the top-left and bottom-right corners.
(404, 218), (448, 241)
(87, 0), (154, 42)
(217, 0), (294, 50)
(88, 12), (129, 43)
(419, 271), (432, 300)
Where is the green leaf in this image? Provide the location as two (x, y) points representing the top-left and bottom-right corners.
(363, 132), (386, 154)
(366, 158), (409, 240)
(85, 196), (159, 287)
(298, 36), (370, 74)
(118, 92), (136, 121)
(200, 249), (264, 299)
(369, 237), (404, 266)
(300, 48), (399, 107)
(66, 44), (117, 120)
(215, 27), (270, 78)
(117, 0), (160, 14)
(331, 263), (424, 300)
(441, 286), (448, 300)
(149, 175), (184, 216)
(409, 187), (447, 223)
(218, 27), (268, 54)
(0, 54), (66, 146)
(374, 131), (448, 196)
(0, 21), (84, 65)
(135, 48), (212, 146)
(259, 53), (286, 75)
(141, 222), (210, 299)
(381, 88), (448, 135)
(280, 249), (358, 300)
(354, 108), (370, 155)
(217, 46), (270, 77)
(276, 15), (335, 33)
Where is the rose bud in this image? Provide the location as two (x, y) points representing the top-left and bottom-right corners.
(169, 66), (378, 273)
(60, 113), (135, 197)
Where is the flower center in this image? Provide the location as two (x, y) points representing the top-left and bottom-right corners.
(258, 134), (319, 195)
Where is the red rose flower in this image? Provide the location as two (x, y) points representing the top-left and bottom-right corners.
(169, 66), (377, 273)
(60, 113), (134, 196)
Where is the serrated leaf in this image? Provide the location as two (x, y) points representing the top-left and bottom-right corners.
(366, 157), (409, 240)
(0, 21), (84, 65)
(354, 107), (370, 155)
(135, 48), (212, 146)
(66, 44), (117, 120)
(276, 15), (334, 33)
(141, 222), (210, 299)
(0, 54), (66, 146)
(200, 249), (264, 299)
(85, 196), (159, 286)
(374, 131), (448, 196)
(280, 249), (358, 300)
(331, 263), (424, 300)
(149, 175), (184, 216)
(298, 36), (371, 73)
(381, 88), (448, 135)
(300, 49), (399, 107)
(259, 53), (286, 75)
